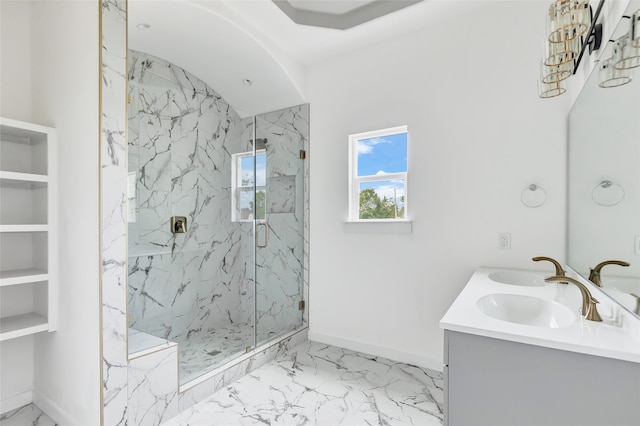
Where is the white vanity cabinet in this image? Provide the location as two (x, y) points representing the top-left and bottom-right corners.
(0, 118), (57, 341)
(444, 330), (639, 426)
(441, 268), (640, 426)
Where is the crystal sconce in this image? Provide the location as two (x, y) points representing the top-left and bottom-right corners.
(539, 0), (604, 98)
(598, 10), (640, 88)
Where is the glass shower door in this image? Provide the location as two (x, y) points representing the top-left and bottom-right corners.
(254, 111), (306, 347)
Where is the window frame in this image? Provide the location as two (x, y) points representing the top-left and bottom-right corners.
(348, 125), (409, 222)
(231, 149), (266, 222)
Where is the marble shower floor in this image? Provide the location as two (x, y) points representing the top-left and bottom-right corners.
(177, 324), (255, 384)
(177, 324), (290, 385)
(164, 341), (444, 425)
(0, 404), (57, 426)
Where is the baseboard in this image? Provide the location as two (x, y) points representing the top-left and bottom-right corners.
(1, 391), (33, 415)
(308, 331), (443, 372)
(32, 388), (74, 426)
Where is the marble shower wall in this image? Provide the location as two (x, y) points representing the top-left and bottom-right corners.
(127, 50), (253, 341)
(100, 1), (129, 424)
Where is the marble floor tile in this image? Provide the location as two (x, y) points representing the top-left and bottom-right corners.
(0, 404), (58, 426)
(163, 341), (444, 425)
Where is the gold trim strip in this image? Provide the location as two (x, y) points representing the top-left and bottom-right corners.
(125, 0), (130, 363)
(98, 0), (104, 423)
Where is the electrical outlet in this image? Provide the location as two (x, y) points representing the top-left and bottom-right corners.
(498, 232), (511, 249)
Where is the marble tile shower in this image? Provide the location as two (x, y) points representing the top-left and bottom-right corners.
(126, 50), (308, 385)
(127, 50), (250, 344)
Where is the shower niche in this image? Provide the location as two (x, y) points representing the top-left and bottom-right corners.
(126, 51), (308, 386)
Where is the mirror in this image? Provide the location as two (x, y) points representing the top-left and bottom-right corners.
(568, 1), (640, 318)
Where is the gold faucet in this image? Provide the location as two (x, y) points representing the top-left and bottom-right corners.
(545, 276), (602, 322)
(588, 260), (630, 287)
(532, 256), (565, 276)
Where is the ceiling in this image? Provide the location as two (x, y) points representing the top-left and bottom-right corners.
(128, 0), (483, 116)
(270, 0), (423, 30)
(221, 0), (483, 66)
(287, 0), (376, 14)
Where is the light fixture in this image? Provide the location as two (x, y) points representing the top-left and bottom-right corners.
(632, 10), (640, 48)
(614, 36), (640, 70)
(613, 18), (640, 70)
(538, 78), (567, 98)
(598, 11), (640, 88)
(540, 58), (572, 84)
(136, 23), (151, 30)
(538, 81), (567, 99)
(546, 0), (590, 44)
(539, 0), (604, 99)
(543, 37), (580, 67)
(598, 57), (632, 88)
(242, 79), (253, 86)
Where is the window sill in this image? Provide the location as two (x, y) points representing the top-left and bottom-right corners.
(343, 221), (412, 234)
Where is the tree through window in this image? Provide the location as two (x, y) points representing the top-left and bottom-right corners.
(349, 126), (408, 221)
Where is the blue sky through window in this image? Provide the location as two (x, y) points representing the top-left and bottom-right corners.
(357, 132), (407, 176)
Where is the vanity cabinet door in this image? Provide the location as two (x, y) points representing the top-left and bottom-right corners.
(444, 331), (639, 426)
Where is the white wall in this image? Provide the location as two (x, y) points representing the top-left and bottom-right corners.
(0, 1), (32, 121)
(30, 1), (100, 424)
(0, 0), (37, 409)
(0, 337), (35, 412)
(307, 1), (571, 368)
(0, 1), (100, 423)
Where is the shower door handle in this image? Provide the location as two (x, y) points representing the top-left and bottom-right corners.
(256, 221), (268, 248)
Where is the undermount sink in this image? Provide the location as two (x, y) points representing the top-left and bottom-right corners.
(488, 271), (547, 287)
(477, 294), (576, 328)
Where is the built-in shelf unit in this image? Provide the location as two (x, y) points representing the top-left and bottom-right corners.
(0, 117), (57, 342)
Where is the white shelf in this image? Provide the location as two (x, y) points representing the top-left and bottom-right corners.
(0, 118), (53, 141)
(0, 117), (57, 341)
(0, 312), (49, 341)
(0, 269), (48, 286)
(0, 171), (48, 188)
(0, 118), (50, 175)
(0, 224), (48, 232)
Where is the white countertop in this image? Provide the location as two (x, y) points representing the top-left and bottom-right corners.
(440, 267), (640, 363)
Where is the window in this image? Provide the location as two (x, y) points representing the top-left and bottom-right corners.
(232, 150), (266, 222)
(349, 126), (408, 221)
